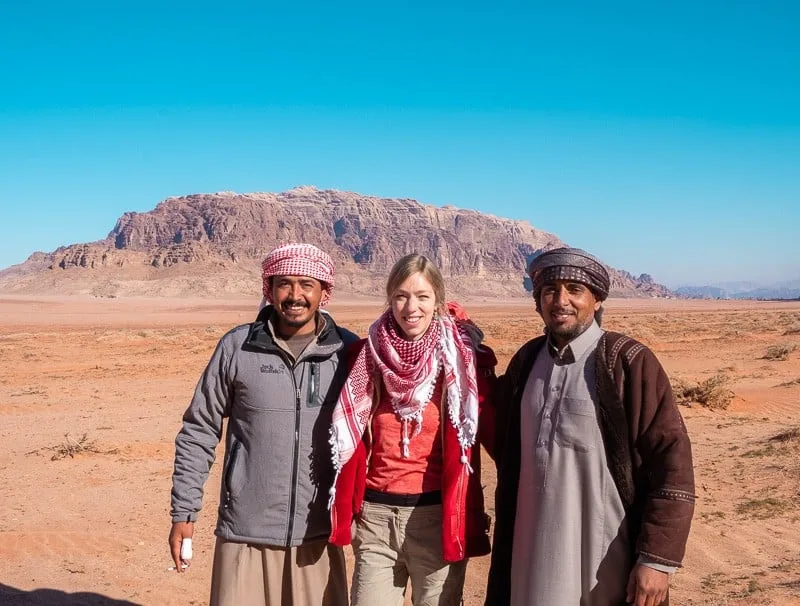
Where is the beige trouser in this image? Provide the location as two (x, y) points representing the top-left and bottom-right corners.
(351, 501), (467, 606)
(209, 537), (348, 606)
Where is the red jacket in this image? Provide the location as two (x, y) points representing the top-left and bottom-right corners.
(329, 336), (498, 563)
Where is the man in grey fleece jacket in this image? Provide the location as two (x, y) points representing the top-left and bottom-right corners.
(169, 243), (357, 606)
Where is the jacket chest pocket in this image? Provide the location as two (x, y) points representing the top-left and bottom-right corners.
(307, 360), (337, 408)
(554, 397), (598, 452)
(306, 362), (321, 408)
(234, 365), (295, 411)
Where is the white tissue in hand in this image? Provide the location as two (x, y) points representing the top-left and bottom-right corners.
(180, 538), (193, 560)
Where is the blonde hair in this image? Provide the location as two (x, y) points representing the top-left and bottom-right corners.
(385, 254), (446, 308)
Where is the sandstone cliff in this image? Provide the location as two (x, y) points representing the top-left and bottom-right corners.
(0, 187), (672, 299)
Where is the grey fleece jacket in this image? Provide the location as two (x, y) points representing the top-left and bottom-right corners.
(170, 307), (358, 547)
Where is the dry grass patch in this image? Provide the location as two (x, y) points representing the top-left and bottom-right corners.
(9, 385), (48, 397)
(27, 433), (120, 460)
(741, 444), (777, 458)
(672, 373), (734, 409)
(762, 344), (797, 361)
(735, 577), (762, 598)
(735, 497), (792, 519)
(780, 312), (800, 333)
(768, 427), (800, 443)
(700, 510), (727, 521)
(701, 572), (728, 591)
(50, 433), (105, 460)
(783, 323), (800, 335)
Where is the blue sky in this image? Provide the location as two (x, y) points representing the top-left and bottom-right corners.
(1, 1), (798, 287)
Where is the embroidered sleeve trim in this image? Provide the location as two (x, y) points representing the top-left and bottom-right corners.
(650, 488), (697, 503)
(624, 343), (646, 365)
(607, 334), (631, 375)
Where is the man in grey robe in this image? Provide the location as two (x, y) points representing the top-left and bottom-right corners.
(486, 248), (695, 606)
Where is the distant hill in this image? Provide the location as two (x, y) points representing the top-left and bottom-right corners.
(676, 279), (800, 300)
(674, 286), (729, 299)
(0, 187), (674, 299)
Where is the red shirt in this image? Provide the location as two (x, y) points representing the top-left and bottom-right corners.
(365, 375), (444, 494)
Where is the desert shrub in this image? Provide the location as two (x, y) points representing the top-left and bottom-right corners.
(50, 433), (100, 460)
(34, 433), (119, 461)
(763, 344), (797, 361)
(768, 427), (800, 443)
(776, 378), (800, 388)
(783, 323), (800, 335)
(672, 373), (734, 409)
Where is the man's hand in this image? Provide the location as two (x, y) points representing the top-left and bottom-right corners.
(168, 521), (194, 573)
(626, 564), (669, 606)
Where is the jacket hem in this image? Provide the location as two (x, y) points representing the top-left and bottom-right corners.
(215, 528), (331, 547)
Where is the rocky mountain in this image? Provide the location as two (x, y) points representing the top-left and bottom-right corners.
(0, 187), (673, 299)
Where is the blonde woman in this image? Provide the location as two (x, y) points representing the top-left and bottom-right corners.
(329, 254), (497, 606)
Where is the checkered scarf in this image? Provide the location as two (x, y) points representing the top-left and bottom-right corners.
(329, 306), (479, 506)
(369, 310), (442, 431)
(261, 243), (335, 306)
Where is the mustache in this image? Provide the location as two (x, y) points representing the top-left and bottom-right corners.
(282, 299), (309, 308)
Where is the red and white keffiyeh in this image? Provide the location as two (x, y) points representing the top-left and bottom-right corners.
(261, 243), (335, 307)
(329, 304), (479, 506)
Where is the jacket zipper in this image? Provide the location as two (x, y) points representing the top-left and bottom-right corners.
(285, 380), (302, 546)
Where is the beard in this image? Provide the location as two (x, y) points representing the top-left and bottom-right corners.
(546, 313), (595, 343)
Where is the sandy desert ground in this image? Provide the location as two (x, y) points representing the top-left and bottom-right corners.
(1, 295), (799, 605)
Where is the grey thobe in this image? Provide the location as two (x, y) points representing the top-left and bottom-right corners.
(510, 321), (631, 605)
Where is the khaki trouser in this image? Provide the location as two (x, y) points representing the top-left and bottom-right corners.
(209, 537), (348, 606)
(351, 501), (467, 606)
